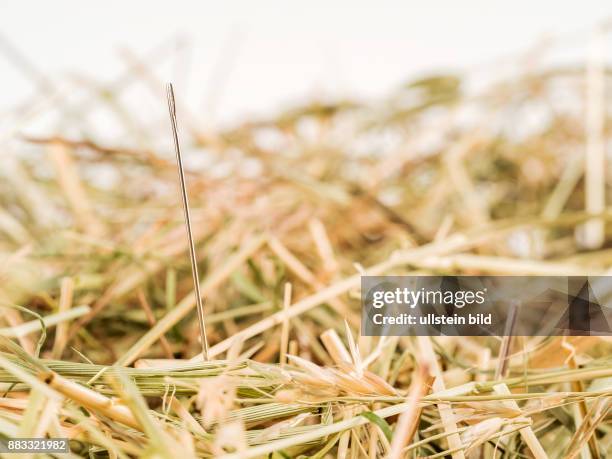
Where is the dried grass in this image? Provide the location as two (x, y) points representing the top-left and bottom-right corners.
(0, 35), (611, 458)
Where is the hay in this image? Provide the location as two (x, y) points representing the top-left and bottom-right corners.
(0, 38), (611, 458)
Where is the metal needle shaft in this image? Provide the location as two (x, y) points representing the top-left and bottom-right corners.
(166, 82), (210, 361)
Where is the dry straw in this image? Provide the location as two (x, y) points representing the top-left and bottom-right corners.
(0, 31), (611, 458)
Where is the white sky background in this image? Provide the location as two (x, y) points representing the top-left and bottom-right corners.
(1, 0), (611, 128)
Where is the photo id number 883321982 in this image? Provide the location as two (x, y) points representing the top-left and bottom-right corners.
(0, 438), (70, 453)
